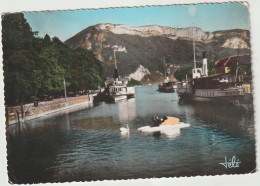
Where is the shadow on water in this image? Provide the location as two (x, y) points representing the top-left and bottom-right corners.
(194, 102), (255, 138)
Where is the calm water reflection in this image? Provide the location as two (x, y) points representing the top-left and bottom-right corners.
(7, 85), (256, 183)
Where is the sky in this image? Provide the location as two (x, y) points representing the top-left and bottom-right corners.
(24, 2), (250, 41)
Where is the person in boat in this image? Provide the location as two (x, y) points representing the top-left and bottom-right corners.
(152, 115), (166, 126)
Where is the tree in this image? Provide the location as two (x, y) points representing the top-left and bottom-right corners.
(52, 36), (63, 45)
(2, 13), (105, 105)
(2, 13), (34, 57)
(4, 71), (33, 105)
(127, 79), (141, 87)
(208, 61), (216, 75)
(174, 66), (193, 81)
(43, 34), (51, 47)
(2, 14), (37, 105)
(38, 45), (65, 95)
(68, 48), (104, 91)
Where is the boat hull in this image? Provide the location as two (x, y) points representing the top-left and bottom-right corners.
(158, 85), (175, 93)
(114, 95), (127, 102)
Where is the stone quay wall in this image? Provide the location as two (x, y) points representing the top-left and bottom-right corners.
(6, 95), (91, 125)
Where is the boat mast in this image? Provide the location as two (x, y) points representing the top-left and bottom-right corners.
(163, 56), (166, 78)
(113, 50), (117, 69)
(113, 49), (119, 80)
(192, 26), (197, 69)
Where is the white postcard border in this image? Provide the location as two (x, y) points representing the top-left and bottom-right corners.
(0, 0), (259, 186)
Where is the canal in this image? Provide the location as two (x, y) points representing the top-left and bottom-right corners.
(7, 85), (256, 183)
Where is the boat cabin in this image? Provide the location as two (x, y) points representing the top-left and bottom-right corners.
(192, 52), (208, 79)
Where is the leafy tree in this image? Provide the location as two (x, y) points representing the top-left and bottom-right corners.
(43, 34), (51, 47)
(2, 14), (37, 105)
(127, 79), (141, 87)
(2, 13), (105, 106)
(52, 36), (63, 45)
(68, 48), (104, 91)
(229, 64), (251, 74)
(208, 61), (216, 75)
(174, 66), (193, 81)
(2, 13), (34, 57)
(38, 45), (65, 95)
(196, 62), (202, 68)
(4, 71), (33, 105)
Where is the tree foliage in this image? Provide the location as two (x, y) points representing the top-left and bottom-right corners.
(174, 66), (193, 81)
(174, 60), (218, 81)
(207, 61), (216, 75)
(2, 13), (104, 106)
(127, 79), (141, 87)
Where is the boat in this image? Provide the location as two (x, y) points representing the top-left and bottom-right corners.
(138, 115), (190, 134)
(104, 76), (133, 102)
(137, 116), (190, 139)
(176, 53), (251, 104)
(176, 27), (252, 105)
(158, 57), (175, 93)
(94, 76), (135, 103)
(158, 82), (175, 92)
(94, 46), (135, 103)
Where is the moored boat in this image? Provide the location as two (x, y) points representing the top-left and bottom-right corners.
(94, 45), (135, 103)
(177, 53), (251, 104)
(158, 57), (176, 93)
(176, 27), (252, 105)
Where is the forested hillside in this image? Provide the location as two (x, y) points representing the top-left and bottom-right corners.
(2, 13), (104, 106)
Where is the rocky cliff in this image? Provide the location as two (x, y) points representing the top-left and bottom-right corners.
(65, 23), (251, 77)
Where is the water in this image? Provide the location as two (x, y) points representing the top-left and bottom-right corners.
(7, 85), (256, 183)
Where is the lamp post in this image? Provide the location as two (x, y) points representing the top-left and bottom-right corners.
(235, 44), (241, 87)
(63, 77), (67, 104)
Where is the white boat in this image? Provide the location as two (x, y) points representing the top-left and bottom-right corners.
(138, 122), (190, 133)
(94, 45), (135, 103)
(114, 95), (127, 102)
(138, 116), (190, 139)
(105, 78), (135, 102)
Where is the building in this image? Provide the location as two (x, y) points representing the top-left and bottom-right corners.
(215, 55), (251, 74)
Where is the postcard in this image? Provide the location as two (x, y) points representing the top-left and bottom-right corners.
(0, 0), (259, 185)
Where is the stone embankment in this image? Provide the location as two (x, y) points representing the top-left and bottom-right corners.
(6, 95), (94, 125)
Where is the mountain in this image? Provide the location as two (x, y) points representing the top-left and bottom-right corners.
(128, 65), (150, 81)
(64, 23), (251, 77)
